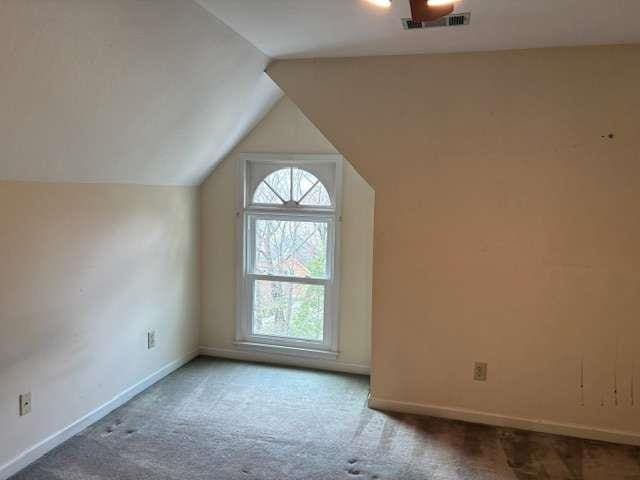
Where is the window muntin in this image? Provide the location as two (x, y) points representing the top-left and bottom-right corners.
(238, 156), (342, 355)
(252, 167), (332, 208)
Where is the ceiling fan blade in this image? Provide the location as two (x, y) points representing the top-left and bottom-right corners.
(409, 0), (454, 22)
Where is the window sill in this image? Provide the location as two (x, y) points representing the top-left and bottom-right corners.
(233, 341), (339, 360)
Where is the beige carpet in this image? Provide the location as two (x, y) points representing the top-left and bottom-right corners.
(11, 357), (640, 479)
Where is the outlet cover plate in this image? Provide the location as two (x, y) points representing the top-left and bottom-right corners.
(474, 362), (488, 381)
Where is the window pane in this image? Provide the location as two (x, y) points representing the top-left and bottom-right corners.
(253, 280), (324, 342)
(292, 168), (319, 202)
(253, 182), (283, 204)
(253, 168), (291, 204)
(299, 182), (331, 206)
(253, 218), (328, 279)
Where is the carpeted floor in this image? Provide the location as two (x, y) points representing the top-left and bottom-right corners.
(11, 357), (640, 479)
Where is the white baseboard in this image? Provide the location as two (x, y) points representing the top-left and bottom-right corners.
(0, 350), (198, 480)
(368, 395), (640, 447)
(199, 346), (370, 376)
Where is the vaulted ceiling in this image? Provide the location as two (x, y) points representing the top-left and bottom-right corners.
(196, 0), (640, 58)
(0, 0), (281, 186)
(2, 0), (639, 185)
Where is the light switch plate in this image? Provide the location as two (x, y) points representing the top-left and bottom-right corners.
(147, 330), (156, 349)
(19, 393), (31, 416)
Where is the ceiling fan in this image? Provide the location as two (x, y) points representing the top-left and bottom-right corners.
(366, 0), (457, 22)
(410, 0), (455, 22)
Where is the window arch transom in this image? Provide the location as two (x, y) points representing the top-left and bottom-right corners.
(252, 167), (332, 208)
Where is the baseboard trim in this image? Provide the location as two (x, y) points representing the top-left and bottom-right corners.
(0, 350), (198, 480)
(199, 346), (370, 375)
(368, 395), (640, 447)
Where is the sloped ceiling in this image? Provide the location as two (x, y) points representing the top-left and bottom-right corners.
(195, 0), (640, 58)
(0, 0), (282, 186)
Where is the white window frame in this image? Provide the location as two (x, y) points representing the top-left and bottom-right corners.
(235, 154), (343, 360)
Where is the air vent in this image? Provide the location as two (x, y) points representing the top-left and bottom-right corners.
(448, 13), (468, 26)
(402, 12), (471, 30)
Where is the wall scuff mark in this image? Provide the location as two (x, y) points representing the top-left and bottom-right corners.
(632, 361), (636, 407)
(580, 358), (585, 407)
(614, 335), (620, 407)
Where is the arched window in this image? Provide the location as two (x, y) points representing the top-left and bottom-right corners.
(237, 155), (342, 358)
(252, 167), (332, 207)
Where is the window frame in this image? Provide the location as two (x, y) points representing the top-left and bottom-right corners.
(235, 154), (343, 359)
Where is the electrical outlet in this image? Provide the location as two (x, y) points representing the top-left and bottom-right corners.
(474, 362), (488, 382)
(19, 393), (31, 416)
(147, 330), (156, 349)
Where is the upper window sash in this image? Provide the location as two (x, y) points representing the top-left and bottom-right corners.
(246, 213), (334, 281)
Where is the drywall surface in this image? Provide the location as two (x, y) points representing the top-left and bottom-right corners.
(268, 45), (640, 437)
(0, 182), (199, 469)
(200, 97), (374, 368)
(0, 0), (280, 185)
(195, 0), (640, 59)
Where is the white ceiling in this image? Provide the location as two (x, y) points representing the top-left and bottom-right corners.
(0, 0), (281, 186)
(196, 0), (640, 58)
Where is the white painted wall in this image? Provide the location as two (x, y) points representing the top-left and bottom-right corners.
(200, 97), (374, 370)
(0, 0), (280, 186)
(0, 182), (200, 473)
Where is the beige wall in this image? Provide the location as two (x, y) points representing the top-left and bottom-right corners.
(200, 97), (374, 369)
(0, 182), (199, 470)
(268, 45), (640, 440)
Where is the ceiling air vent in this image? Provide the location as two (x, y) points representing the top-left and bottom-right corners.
(402, 12), (471, 30)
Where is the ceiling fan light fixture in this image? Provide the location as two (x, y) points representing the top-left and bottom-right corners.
(365, 0), (392, 7)
(426, 0), (455, 6)
(410, 0), (454, 22)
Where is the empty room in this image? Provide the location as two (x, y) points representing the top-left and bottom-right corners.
(1, 0), (639, 479)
